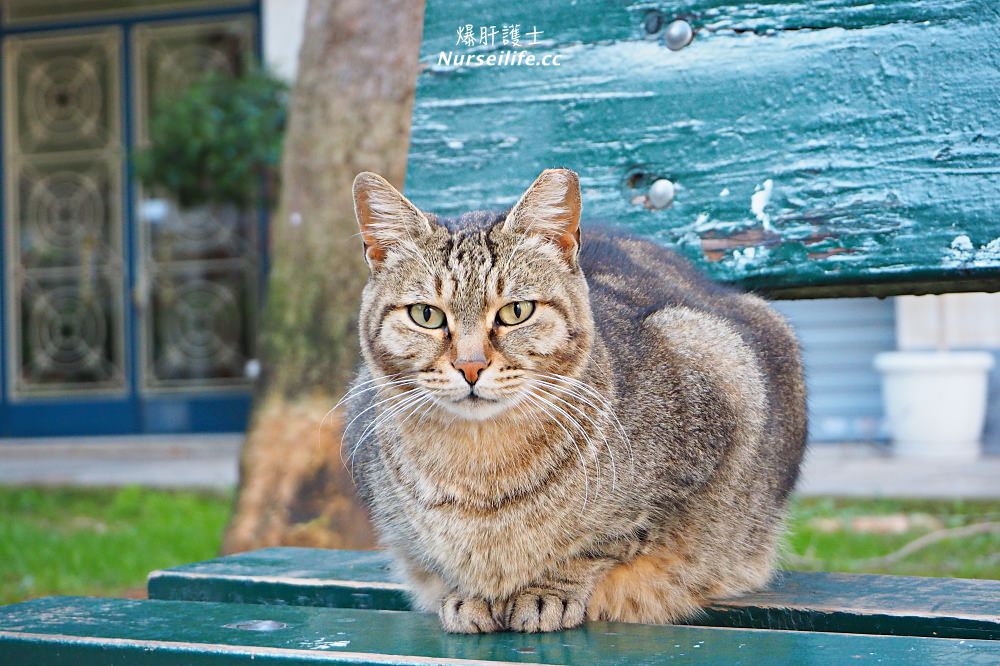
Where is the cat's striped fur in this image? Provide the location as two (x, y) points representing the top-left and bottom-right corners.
(346, 169), (807, 633)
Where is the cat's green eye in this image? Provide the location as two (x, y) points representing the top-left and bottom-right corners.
(497, 301), (535, 326)
(408, 303), (446, 329)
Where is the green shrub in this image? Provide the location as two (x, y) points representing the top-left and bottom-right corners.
(134, 68), (288, 209)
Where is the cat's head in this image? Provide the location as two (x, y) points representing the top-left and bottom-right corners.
(353, 169), (594, 421)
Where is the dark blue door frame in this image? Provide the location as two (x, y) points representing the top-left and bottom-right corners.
(0, 2), (264, 437)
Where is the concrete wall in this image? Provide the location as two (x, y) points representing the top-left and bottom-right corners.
(262, 0), (308, 81)
(896, 293), (1000, 450)
(897, 293), (1000, 350)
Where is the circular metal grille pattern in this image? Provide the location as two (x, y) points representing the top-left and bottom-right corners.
(26, 170), (104, 251)
(25, 54), (103, 146)
(157, 204), (241, 259)
(161, 279), (241, 371)
(29, 286), (107, 373)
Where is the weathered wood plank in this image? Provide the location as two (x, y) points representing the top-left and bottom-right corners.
(147, 547), (1000, 640)
(148, 548), (409, 612)
(406, 0), (1000, 297)
(3, 597), (1000, 665)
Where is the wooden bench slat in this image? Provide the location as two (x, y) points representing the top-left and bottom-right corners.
(147, 547), (1000, 641)
(3, 596), (999, 665)
(149, 548), (409, 612)
(406, 0), (1000, 298)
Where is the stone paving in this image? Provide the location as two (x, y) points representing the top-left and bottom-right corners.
(0, 435), (241, 489)
(796, 443), (1000, 499)
(0, 436), (997, 498)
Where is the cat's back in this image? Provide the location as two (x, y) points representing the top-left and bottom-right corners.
(580, 229), (807, 498)
(580, 228), (796, 360)
(580, 229), (754, 326)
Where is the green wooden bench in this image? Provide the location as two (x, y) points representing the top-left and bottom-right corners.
(145, 548), (1000, 641)
(0, 551), (997, 665)
(2, 0), (1000, 662)
(2, 595), (999, 665)
(0, 549), (998, 663)
(1, 546), (999, 663)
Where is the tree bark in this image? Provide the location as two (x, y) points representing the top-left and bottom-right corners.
(222, 0), (425, 553)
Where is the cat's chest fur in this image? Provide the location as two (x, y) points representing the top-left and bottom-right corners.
(376, 428), (599, 597)
(414, 499), (576, 596)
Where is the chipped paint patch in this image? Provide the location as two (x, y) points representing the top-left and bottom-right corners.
(751, 179), (774, 231)
(945, 235), (1000, 267)
(700, 226), (782, 262)
(730, 245), (769, 271)
(301, 637), (352, 649)
(952, 235), (974, 254)
(982, 237), (1000, 259)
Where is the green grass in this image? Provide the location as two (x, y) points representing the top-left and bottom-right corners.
(0, 488), (997, 605)
(0, 486), (231, 605)
(786, 497), (1000, 579)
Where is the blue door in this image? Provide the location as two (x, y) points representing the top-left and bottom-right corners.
(0, 2), (263, 436)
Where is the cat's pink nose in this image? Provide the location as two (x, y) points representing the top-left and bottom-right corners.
(453, 359), (488, 385)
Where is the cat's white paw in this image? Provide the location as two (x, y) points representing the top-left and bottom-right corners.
(438, 594), (504, 633)
(505, 587), (587, 633)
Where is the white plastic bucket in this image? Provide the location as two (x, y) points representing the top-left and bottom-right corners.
(874, 351), (994, 460)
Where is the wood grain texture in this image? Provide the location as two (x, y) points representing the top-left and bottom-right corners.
(3, 597), (1000, 664)
(406, 0), (1000, 297)
(148, 547), (1000, 640)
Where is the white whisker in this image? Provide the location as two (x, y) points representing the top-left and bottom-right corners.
(520, 389), (591, 509)
(348, 389), (430, 480)
(338, 387), (421, 471)
(527, 378), (618, 494)
(533, 370), (635, 478)
(320, 372), (414, 456)
(526, 381), (604, 491)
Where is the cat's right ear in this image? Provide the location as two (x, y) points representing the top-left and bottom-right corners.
(502, 168), (582, 266)
(352, 172), (434, 270)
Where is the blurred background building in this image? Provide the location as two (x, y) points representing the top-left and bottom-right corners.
(0, 0), (997, 451)
(0, 0), (303, 436)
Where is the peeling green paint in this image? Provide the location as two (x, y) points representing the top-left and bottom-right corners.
(406, 0), (1000, 297)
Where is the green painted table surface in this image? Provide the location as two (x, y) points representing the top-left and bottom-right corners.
(2, 597), (999, 665)
(148, 547), (1000, 641)
(406, 0), (1000, 298)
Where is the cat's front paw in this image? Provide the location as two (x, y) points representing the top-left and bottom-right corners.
(505, 587), (587, 633)
(439, 594), (505, 634)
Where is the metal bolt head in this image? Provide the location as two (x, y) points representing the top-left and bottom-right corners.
(648, 179), (675, 209)
(665, 19), (693, 51)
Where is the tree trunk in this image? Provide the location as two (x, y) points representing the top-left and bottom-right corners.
(222, 0), (425, 553)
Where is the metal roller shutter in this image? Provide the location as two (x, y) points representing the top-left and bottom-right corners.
(772, 298), (896, 443)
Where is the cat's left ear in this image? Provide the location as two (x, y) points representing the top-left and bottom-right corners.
(503, 168), (582, 265)
(353, 171), (434, 270)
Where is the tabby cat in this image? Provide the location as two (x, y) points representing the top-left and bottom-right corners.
(346, 168), (807, 633)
